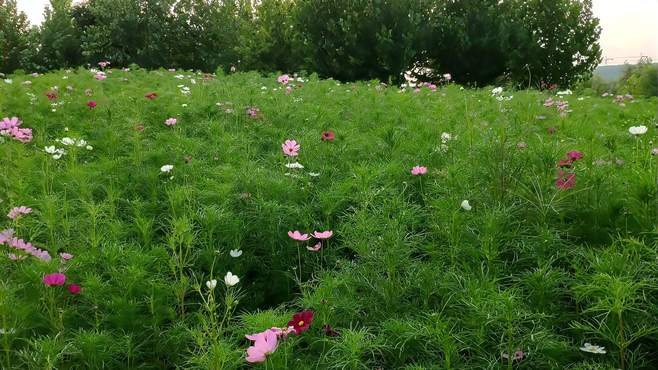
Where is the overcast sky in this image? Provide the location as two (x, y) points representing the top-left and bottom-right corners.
(16, 0), (658, 66)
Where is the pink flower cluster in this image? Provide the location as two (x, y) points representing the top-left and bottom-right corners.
(245, 311), (315, 363)
(43, 272), (81, 294)
(277, 74), (290, 84)
(411, 165), (428, 175)
(543, 98), (570, 117)
(8, 206), (32, 220)
(1, 117), (33, 143)
(1, 229), (52, 262)
(288, 230), (333, 251)
(555, 150), (582, 190)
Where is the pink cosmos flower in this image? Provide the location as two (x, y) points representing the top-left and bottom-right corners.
(288, 230), (311, 241)
(8, 206), (32, 220)
(411, 166), (428, 175)
(95, 72), (106, 81)
(0, 117), (33, 143)
(277, 74), (290, 84)
(246, 107), (260, 118)
(282, 140), (300, 157)
(312, 230), (333, 239)
(307, 242), (322, 251)
(555, 171), (576, 190)
(59, 252), (73, 260)
(68, 284), (81, 295)
(0, 117), (20, 130)
(245, 329), (279, 363)
(566, 151), (583, 161)
(98, 61), (110, 68)
(43, 273), (66, 286)
(543, 98), (555, 107)
(164, 118), (177, 126)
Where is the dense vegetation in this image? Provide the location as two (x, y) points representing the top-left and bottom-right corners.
(1, 0), (602, 86)
(2, 66), (658, 369)
(585, 60), (658, 98)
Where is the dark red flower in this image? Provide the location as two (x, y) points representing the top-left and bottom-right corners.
(555, 171), (576, 190)
(45, 91), (58, 101)
(287, 310), (314, 335)
(87, 101), (97, 108)
(67, 284), (81, 295)
(144, 92), (158, 100)
(547, 127), (556, 135)
(321, 131), (335, 141)
(323, 324), (340, 337)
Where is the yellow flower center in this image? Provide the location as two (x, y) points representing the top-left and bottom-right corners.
(298, 320), (305, 326)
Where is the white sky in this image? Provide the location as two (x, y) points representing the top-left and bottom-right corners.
(16, 0), (658, 66)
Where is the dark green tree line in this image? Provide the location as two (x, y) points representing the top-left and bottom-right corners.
(1, 0), (602, 87)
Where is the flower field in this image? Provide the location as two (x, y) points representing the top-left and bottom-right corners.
(1, 67), (658, 369)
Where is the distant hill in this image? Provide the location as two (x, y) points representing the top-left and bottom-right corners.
(594, 63), (658, 82)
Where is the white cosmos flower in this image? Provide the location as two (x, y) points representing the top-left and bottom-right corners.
(224, 272), (239, 286)
(629, 125), (648, 135)
(441, 132), (452, 143)
(491, 87), (503, 95)
(160, 165), (174, 173)
(205, 279), (217, 290)
(461, 200), (472, 211)
(580, 343), (606, 354)
(230, 249), (243, 257)
(556, 89), (573, 95)
(60, 137), (75, 146)
(85, 145), (93, 151)
(4, 79), (12, 84)
(308, 172), (320, 177)
(76, 139), (87, 147)
(45, 146), (57, 154)
(285, 162), (304, 169)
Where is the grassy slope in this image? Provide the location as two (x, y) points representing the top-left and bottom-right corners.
(1, 68), (658, 369)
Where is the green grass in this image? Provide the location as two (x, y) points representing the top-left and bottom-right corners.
(1, 67), (658, 369)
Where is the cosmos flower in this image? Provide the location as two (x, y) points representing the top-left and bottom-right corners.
(43, 273), (66, 286)
(411, 166), (427, 175)
(224, 271), (239, 286)
(580, 343), (606, 354)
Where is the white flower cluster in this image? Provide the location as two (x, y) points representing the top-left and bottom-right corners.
(45, 137), (93, 159)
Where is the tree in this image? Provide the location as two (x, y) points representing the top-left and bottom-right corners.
(421, 0), (513, 86)
(0, 0), (33, 73)
(505, 0), (601, 87)
(39, 0), (82, 70)
(297, 0), (425, 83)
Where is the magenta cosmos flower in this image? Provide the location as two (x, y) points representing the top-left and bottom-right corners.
(87, 101), (97, 108)
(566, 151), (583, 161)
(43, 273), (66, 286)
(411, 166), (428, 175)
(282, 140), (300, 157)
(67, 284), (81, 295)
(164, 118), (177, 126)
(288, 230), (311, 241)
(555, 171), (576, 190)
(245, 329), (279, 363)
(8, 206), (32, 220)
